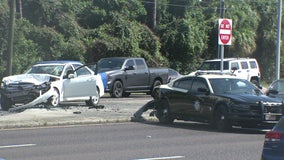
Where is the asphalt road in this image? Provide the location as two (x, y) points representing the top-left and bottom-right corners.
(0, 122), (265, 160)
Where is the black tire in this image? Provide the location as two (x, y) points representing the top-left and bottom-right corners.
(214, 105), (231, 132)
(48, 88), (60, 107)
(110, 81), (123, 98)
(122, 92), (131, 97)
(86, 87), (100, 106)
(152, 87), (159, 100)
(1, 95), (12, 111)
(151, 80), (162, 97)
(156, 99), (174, 124)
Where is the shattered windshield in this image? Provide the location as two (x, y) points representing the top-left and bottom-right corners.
(209, 78), (261, 95)
(25, 65), (64, 77)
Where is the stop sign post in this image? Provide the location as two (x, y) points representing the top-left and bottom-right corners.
(218, 19), (232, 45)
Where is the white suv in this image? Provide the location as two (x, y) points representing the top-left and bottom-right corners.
(195, 58), (261, 85)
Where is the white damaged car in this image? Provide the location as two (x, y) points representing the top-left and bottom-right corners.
(0, 61), (104, 111)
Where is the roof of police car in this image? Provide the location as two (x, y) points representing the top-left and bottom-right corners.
(188, 72), (238, 79)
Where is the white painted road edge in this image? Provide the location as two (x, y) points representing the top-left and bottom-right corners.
(134, 156), (185, 160)
(0, 143), (36, 149)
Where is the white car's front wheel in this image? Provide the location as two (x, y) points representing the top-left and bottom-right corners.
(48, 88), (60, 107)
(85, 87), (100, 106)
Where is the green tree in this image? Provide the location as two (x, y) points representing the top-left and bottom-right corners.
(250, 0), (279, 82)
(78, 0), (167, 66)
(84, 18), (167, 66)
(157, 1), (209, 74)
(0, 0), (10, 77)
(12, 20), (41, 74)
(225, 1), (260, 57)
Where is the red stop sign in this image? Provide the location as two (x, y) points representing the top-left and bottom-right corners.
(218, 19), (232, 45)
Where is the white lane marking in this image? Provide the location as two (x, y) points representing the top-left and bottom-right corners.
(0, 144), (36, 149)
(134, 156), (185, 160)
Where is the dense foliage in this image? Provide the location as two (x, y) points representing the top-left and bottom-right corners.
(0, 0), (281, 83)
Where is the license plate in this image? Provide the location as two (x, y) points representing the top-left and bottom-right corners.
(265, 115), (276, 121)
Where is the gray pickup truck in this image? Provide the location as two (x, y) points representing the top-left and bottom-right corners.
(95, 57), (169, 98)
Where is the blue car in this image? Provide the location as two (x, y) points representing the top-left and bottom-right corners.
(261, 116), (284, 160)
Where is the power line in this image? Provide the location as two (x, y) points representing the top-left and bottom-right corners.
(140, 0), (278, 8)
(140, 0), (278, 14)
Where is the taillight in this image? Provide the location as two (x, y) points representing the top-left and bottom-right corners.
(265, 131), (281, 142)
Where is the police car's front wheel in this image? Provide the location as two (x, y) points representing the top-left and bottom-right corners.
(214, 105), (232, 132)
(156, 99), (174, 124)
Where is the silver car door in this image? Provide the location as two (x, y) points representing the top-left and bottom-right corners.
(62, 65), (97, 100)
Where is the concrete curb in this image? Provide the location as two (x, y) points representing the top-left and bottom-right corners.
(0, 95), (155, 129)
(0, 118), (132, 129)
(0, 107), (157, 129)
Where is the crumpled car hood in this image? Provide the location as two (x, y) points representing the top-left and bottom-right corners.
(2, 74), (51, 85)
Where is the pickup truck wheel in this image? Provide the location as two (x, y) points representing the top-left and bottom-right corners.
(122, 92), (131, 97)
(156, 99), (174, 124)
(1, 95), (12, 111)
(86, 87), (100, 106)
(214, 105), (231, 132)
(111, 81), (123, 98)
(48, 88), (60, 107)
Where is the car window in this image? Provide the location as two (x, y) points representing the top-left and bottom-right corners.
(77, 67), (91, 76)
(63, 65), (74, 78)
(191, 78), (208, 92)
(135, 59), (146, 70)
(73, 64), (92, 77)
(97, 58), (126, 72)
(209, 78), (259, 95)
(240, 61), (249, 69)
(125, 59), (135, 68)
(231, 62), (239, 70)
(173, 78), (192, 90)
(249, 61), (257, 69)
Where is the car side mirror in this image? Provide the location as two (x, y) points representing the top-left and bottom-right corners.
(68, 73), (75, 79)
(124, 66), (135, 71)
(66, 70), (75, 79)
(231, 67), (237, 73)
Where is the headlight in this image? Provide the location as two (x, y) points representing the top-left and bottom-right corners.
(1, 82), (6, 88)
(35, 82), (51, 90)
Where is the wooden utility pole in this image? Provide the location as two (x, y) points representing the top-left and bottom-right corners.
(17, 0), (23, 19)
(7, 0), (16, 76)
(152, 0), (157, 30)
